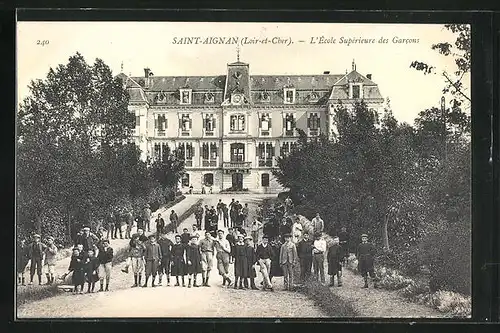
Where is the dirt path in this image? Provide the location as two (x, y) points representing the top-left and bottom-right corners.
(17, 194), (327, 318)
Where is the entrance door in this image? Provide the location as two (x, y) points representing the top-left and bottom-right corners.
(232, 172), (243, 191)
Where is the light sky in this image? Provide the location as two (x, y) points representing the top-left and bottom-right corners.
(17, 22), (470, 125)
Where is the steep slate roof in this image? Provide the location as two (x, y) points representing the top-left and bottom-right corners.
(130, 76), (226, 91)
(250, 75), (344, 90)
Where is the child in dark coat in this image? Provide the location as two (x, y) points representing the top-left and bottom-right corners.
(84, 248), (100, 293)
(244, 236), (258, 289)
(171, 235), (187, 287)
(186, 235), (202, 287)
(233, 234), (247, 289)
(68, 248), (85, 294)
(327, 236), (343, 287)
(356, 234), (378, 288)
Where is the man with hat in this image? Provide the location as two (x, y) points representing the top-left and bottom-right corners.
(312, 233), (327, 284)
(76, 226), (99, 257)
(327, 236), (343, 287)
(27, 234), (46, 285)
(43, 236), (58, 285)
(279, 233), (298, 291)
(214, 229), (232, 286)
(256, 235), (273, 291)
(199, 231), (216, 286)
(244, 235), (258, 289)
(143, 204), (152, 233)
(356, 233), (378, 288)
(143, 234), (162, 287)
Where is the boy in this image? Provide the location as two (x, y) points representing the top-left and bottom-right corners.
(17, 239), (29, 286)
(84, 248), (100, 293)
(191, 224), (202, 240)
(170, 210), (179, 234)
(256, 235), (273, 291)
(181, 228), (191, 245)
(97, 239), (113, 291)
(129, 235), (145, 287)
(155, 213), (165, 237)
(356, 234), (378, 288)
(186, 235), (202, 287)
(171, 235), (187, 287)
(43, 236), (58, 285)
(199, 231), (215, 286)
(214, 230), (232, 287)
(143, 234), (162, 287)
(226, 228), (236, 264)
(68, 247), (84, 294)
(233, 234), (246, 289)
(195, 205), (204, 230)
(27, 234), (46, 285)
(297, 233), (314, 282)
(327, 236), (343, 287)
(157, 231), (173, 286)
(244, 236), (258, 290)
(279, 233), (298, 291)
(312, 233), (327, 284)
(250, 218), (263, 246)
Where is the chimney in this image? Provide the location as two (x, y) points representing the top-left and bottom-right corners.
(367, 74), (372, 80)
(144, 68), (150, 78)
(323, 71), (330, 74)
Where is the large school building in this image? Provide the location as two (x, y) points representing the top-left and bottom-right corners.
(118, 59), (384, 194)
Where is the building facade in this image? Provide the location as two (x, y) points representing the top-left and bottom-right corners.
(118, 60), (384, 194)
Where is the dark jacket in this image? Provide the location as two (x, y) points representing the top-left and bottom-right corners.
(144, 242), (162, 261)
(297, 239), (314, 258)
(256, 244), (273, 260)
(155, 218), (165, 232)
(158, 238), (173, 260)
(356, 242), (376, 274)
(97, 246), (113, 264)
(327, 244), (343, 274)
(181, 233), (191, 245)
(28, 242), (46, 259)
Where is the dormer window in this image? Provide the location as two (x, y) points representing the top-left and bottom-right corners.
(284, 113), (296, 136)
(260, 91), (271, 103)
(180, 89), (192, 104)
(204, 92), (214, 104)
(284, 88), (296, 104)
(309, 91), (319, 102)
(308, 112), (320, 136)
(350, 83), (362, 99)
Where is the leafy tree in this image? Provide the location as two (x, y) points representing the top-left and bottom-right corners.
(150, 146), (185, 201)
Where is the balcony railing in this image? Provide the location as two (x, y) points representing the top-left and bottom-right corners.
(259, 129), (271, 137)
(155, 129), (166, 137)
(204, 130), (214, 137)
(223, 161), (252, 169)
(258, 159), (273, 167)
(180, 130), (191, 137)
(202, 160), (218, 167)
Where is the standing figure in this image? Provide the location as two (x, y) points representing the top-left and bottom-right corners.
(244, 236), (258, 290)
(186, 235), (202, 287)
(233, 234), (247, 289)
(311, 213), (324, 236)
(312, 233), (327, 284)
(356, 234), (378, 288)
(297, 233), (314, 282)
(114, 211), (124, 239)
(241, 203), (250, 227)
(143, 204), (152, 233)
(327, 236), (343, 287)
(222, 203), (229, 228)
(43, 236), (58, 285)
(157, 232), (173, 285)
(125, 210), (134, 239)
(250, 218), (263, 246)
(143, 234), (162, 287)
(191, 224), (202, 240)
(170, 210), (179, 234)
(171, 235), (187, 287)
(17, 239), (29, 286)
(217, 199), (224, 221)
(279, 233), (298, 291)
(68, 247), (85, 294)
(155, 213), (165, 237)
(269, 238), (283, 283)
(195, 205), (204, 230)
(76, 226), (99, 255)
(135, 214), (145, 233)
(226, 228), (236, 264)
(204, 205), (211, 231)
(338, 227), (350, 264)
(106, 212), (115, 240)
(229, 199), (236, 227)
(28, 234), (46, 285)
(128, 235), (145, 287)
(199, 231), (215, 286)
(214, 230), (232, 286)
(97, 239), (113, 291)
(84, 248), (100, 293)
(279, 218), (292, 241)
(256, 235), (273, 291)
(180, 228), (191, 245)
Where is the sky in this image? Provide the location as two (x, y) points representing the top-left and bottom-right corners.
(17, 22), (470, 125)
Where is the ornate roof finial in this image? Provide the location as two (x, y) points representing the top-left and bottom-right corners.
(352, 59), (356, 71)
(236, 44), (240, 62)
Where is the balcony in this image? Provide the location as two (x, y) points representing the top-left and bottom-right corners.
(180, 130), (191, 137)
(202, 160), (218, 167)
(223, 161), (252, 170)
(259, 129), (271, 137)
(204, 130), (214, 137)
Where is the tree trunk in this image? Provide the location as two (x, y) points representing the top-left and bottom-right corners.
(382, 213), (390, 252)
(35, 214), (42, 235)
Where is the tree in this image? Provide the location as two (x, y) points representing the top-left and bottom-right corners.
(150, 146), (185, 201)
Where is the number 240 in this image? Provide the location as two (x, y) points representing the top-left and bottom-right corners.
(37, 40), (49, 46)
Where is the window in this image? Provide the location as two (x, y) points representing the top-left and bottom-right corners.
(230, 114), (245, 132)
(153, 142), (169, 160)
(182, 173), (190, 187)
(202, 143), (218, 166)
(280, 142), (297, 156)
(135, 116), (140, 127)
(180, 114), (192, 133)
(284, 88), (296, 104)
(177, 142), (194, 166)
(204, 173), (214, 186)
(308, 113), (320, 130)
(261, 173), (270, 187)
(204, 114), (215, 134)
(230, 143), (245, 162)
(284, 113), (296, 136)
(154, 114), (167, 136)
(260, 113), (271, 134)
(180, 89), (192, 104)
(352, 85), (360, 99)
(257, 142), (275, 167)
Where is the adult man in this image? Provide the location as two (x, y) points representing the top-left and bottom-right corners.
(311, 213), (324, 235)
(76, 227), (99, 256)
(170, 210), (179, 234)
(209, 206), (219, 237)
(216, 199), (224, 220)
(180, 228), (191, 245)
(312, 233), (327, 284)
(297, 233), (314, 282)
(195, 205), (204, 230)
(27, 234), (46, 285)
(256, 235), (274, 291)
(143, 234), (162, 287)
(222, 203), (229, 228)
(199, 231), (215, 286)
(43, 236), (58, 285)
(250, 218), (263, 245)
(356, 234), (378, 288)
(125, 210), (134, 239)
(338, 226), (350, 264)
(114, 211), (124, 239)
(158, 231), (173, 285)
(204, 205), (211, 231)
(143, 204), (152, 233)
(155, 213), (165, 237)
(241, 203), (250, 227)
(327, 236), (343, 287)
(214, 230), (232, 287)
(97, 239), (113, 291)
(105, 212), (115, 240)
(279, 233), (298, 291)
(279, 217), (292, 240)
(229, 198), (236, 227)
(191, 224), (202, 240)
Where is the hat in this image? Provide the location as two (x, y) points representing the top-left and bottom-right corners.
(148, 234), (156, 239)
(236, 233), (244, 238)
(217, 229), (224, 233)
(244, 235), (252, 241)
(283, 233), (292, 238)
(361, 234), (368, 238)
(33, 234), (40, 238)
(83, 227), (90, 231)
(46, 236), (54, 241)
(190, 234), (199, 239)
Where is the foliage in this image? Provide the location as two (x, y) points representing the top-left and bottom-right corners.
(17, 53), (184, 246)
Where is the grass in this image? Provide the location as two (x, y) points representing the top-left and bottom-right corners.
(297, 277), (358, 317)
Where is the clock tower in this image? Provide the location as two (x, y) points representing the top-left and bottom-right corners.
(223, 59), (251, 106)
